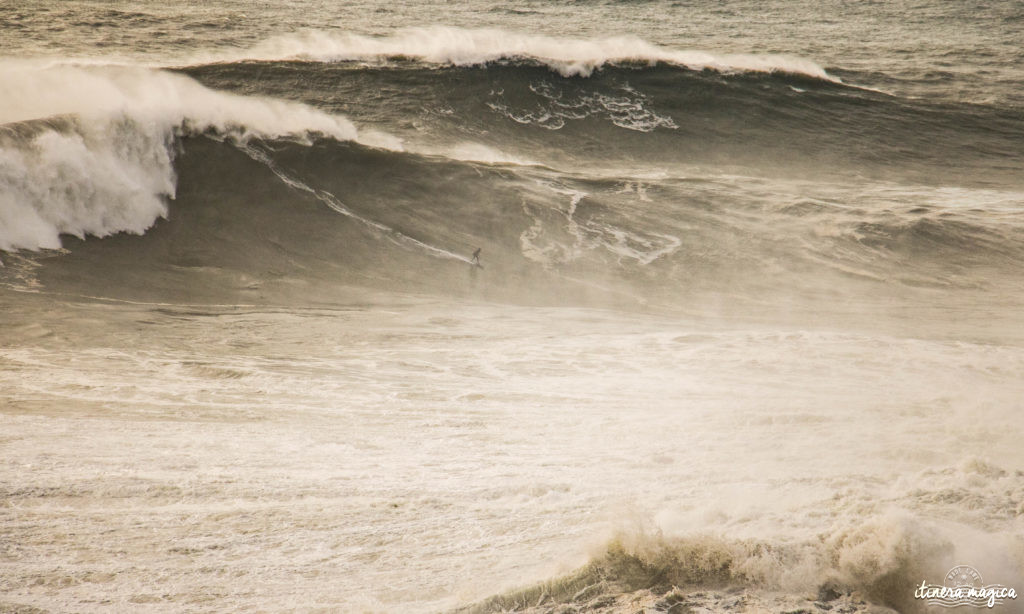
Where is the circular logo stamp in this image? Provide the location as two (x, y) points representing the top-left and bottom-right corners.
(945, 565), (984, 589)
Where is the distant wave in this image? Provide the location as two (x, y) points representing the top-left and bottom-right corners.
(188, 26), (839, 81)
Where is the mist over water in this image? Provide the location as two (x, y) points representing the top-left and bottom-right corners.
(2, 2), (1023, 613)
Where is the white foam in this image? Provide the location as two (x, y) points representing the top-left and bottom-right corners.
(487, 81), (678, 132)
(0, 121), (174, 251)
(202, 26), (837, 81)
(442, 142), (538, 166)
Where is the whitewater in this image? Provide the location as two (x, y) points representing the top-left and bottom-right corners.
(2, 2), (1023, 613)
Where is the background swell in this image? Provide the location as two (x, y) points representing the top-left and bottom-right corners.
(180, 59), (1024, 186)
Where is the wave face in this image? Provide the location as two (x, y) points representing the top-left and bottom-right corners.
(13, 127), (1024, 317)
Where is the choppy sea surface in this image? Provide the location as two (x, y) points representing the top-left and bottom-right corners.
(2, 1), (1023, 612)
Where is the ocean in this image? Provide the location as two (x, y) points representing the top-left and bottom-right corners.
(1, 1), (1023, 612)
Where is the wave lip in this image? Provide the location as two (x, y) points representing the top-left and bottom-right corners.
(0, 60), (364, 139)
(198, 26), (838, 81)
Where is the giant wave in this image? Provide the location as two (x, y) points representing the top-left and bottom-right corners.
(3, 43), (1024, 314)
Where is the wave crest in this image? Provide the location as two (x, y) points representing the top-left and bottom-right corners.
(198, 26), (837, 81)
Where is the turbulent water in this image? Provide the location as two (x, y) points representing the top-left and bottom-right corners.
(2, 2), (1024, 613)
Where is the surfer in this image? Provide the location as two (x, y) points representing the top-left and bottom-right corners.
(471, 247), (482, 267)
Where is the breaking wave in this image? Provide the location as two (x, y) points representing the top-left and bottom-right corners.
(0, 60), (390, 252)
(192, 26), (838, 80)
(462, 459), (1024, 614)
